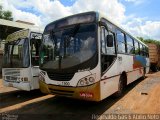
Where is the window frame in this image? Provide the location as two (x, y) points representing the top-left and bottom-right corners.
(100, 26), (116, 55)
(126, 35), (135, 54)
(100, 17), (149, 57)
(116, 29), (127, 54)
(134, 39), (140, 55)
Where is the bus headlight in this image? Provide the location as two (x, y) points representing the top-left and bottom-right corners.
(77, 74), (96, 87)
(89, 77), (95, 83)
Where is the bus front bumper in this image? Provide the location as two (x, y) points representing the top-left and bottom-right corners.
(39, 80), (101, 101)
(3, 80), (31, 91)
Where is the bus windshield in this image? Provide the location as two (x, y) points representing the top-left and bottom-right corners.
(40, 23), (97, 70)
(3, 38), (29, 68)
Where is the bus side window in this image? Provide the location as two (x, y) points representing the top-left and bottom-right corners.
(126, 35), (134, 54)
(139, 44), (143, 56)
(101, 26), (116, 73)
(142, 45), (146, 56)
(31, 39), (41, 66)
(116, 30), (126, 53)
(134, 40), (140, 55)
(104, 29), (116, 55)
(141, 44), (146, 56)
(101, 27), (106, 54)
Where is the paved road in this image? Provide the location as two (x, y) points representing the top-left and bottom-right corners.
(0, 72), (160, 120)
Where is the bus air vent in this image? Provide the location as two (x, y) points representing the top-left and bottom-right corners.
(49, 88), (74, 97)
(4, 69), (20, 76)
(47, 72), (74, 81)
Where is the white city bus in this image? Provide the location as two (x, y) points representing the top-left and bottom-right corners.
(39, 11), (150, 101)
(2, 28), (43, 91)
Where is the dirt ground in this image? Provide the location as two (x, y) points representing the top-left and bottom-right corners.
(0, 72), (160, 120)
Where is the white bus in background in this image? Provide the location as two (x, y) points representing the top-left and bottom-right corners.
(2, 28), (43, 91)
(39, 11), (150, 101)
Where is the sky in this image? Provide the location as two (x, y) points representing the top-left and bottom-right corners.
(0, 0), (160, 40)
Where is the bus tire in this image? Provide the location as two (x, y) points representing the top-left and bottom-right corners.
(114, 74), (126, 97)
(142, 68), (146, 79)
(151, 65), (158, 72)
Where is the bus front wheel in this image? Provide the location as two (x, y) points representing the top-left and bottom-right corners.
(114, 74), (126, 97)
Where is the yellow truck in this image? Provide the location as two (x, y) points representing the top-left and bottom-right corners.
(147, 43), (160, 72)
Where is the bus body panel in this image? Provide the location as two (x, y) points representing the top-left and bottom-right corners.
(39, 80), (101, 101)
(39, 67), (101, 101)
(126, 70), (142, 85)
(2, 29), (42, 91)
(30, 66), (40, 89)
(2, 68), (39, 91)
(100, 54), (133, 100)
(2, 68), (40, 91)
(40, 62), (101, 87)
(39, 24), (101, 101)
(146, 58), (150, 73)
(3, 80), (31, 91)
(100, 54), (148, 100)
(100, 76), (120, 100)
(44, 71), (92, 87)
(39, 11), (150, 101)
(101, 54), (140, 84)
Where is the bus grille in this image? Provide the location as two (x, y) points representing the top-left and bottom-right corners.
(49, 88), (74, 97)
(3, 69), (21, 82)
(47, 72), (74, 81)
(5, 76), (19, 82)
(4, 69), (20, 77)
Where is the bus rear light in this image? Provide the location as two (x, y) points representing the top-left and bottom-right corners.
(77, 74), (96, 87)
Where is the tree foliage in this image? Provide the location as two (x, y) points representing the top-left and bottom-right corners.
(137, 37), (160, 46)
(0, 5), (13, 21)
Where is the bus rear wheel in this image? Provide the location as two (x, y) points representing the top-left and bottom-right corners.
(142, 68), (146, 79)
(114, 74), (126, 97)
(151, 65), (158, 72)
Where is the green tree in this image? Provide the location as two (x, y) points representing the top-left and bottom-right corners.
(137, 37), (160, 46)
(137, 37), (145, 43)
(0, 5), (13, 20)
(0, 5), (2, 18)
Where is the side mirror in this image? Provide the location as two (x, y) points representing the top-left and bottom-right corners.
(106, 35), (114, 47)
